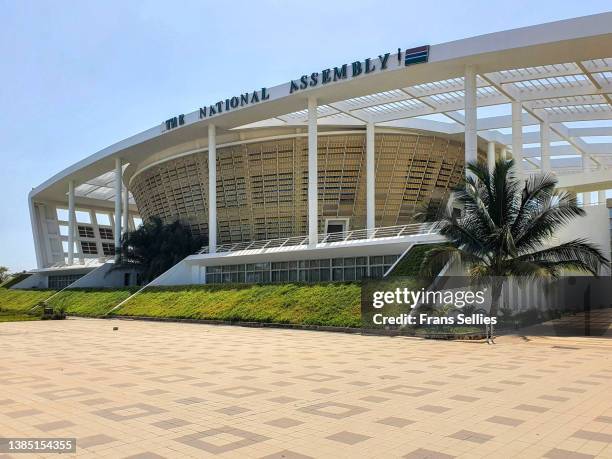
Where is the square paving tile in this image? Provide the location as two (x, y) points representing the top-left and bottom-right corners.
(376, 416), (415, 427)
(151, 418), (190, 429)
(326, 431), (371, 445)
(260, 450), (314, 459)
(174, 426), (269, 454)
(93, 403), (166, 421)
(265, 417), (304, 428)
(34, 420), (76, 431)
(79, 434), (117, 448)
(449, 430), (494, 444)
(404, 448), (456, 458)
(212, 386), (269, 398)
(298, 401), (369, 419)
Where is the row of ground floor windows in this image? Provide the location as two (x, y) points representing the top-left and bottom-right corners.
(205, 255), (399, 284)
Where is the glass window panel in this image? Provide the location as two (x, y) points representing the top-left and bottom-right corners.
(96, 213), (111, 226)
(384, 255), (398, 264)
(75, 210), (91, 224)
(56, 208), (69, 221)
(355, 257), (367, 266)
(370, 256), (383, 265)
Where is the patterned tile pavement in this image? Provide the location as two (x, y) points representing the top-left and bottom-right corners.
(0, 319), (611, 458)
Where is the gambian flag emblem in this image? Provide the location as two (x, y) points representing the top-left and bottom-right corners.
(405, 46), (430, 66)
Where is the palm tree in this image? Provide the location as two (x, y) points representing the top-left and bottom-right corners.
(116, 216), (204, 283)
(422, 159), (608, 317)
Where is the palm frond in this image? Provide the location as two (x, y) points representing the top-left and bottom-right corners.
(514, 239), (608, 276)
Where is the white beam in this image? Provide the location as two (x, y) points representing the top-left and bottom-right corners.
(114, 157), (122, 261)
(67, 180), (75, 265)
(464, 65), (478, 174)
(512, 101), (525, 175)
(308, 97), (318, 246)
(540, 115), (551, 173)
(366, 121), (375, 231)
(208, 124), (217, 253)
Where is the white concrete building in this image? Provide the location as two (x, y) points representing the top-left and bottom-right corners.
(17, 13), (612, 289)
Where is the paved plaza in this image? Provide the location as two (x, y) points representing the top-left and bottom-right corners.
(0, 319), (611, 458)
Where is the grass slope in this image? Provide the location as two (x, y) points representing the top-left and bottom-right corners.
(388, 243), (449, 278)
(47, 289), (135, 317)
(0, 288), (55, 312)
(115, 283), (362, 327)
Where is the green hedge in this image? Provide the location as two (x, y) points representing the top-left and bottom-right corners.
(114, 283), (362, 327)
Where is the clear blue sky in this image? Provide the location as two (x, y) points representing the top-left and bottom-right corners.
(1, 1), (610, 272)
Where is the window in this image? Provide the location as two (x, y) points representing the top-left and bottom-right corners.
(59, 225), (69, 236)
(205, 254), (399, 285)
(56, 208), (69, 221)
(48, 274), (82, 289)
(101, 243), (115, 256)
(325, 218), (349, 234)
(78, 225), (94, 238)
(80, 241), (98, 255)
(75, 210), (91, 224)
(62, 241), (76, 254)
(96, 213), (111, 226)
(99, 228), (113, 240)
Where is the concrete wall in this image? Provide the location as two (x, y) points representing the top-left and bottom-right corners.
(68, 262), (141, 288)
(550, 204), (610, 275)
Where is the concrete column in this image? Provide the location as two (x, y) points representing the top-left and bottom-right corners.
(487, 141), (496, 172)
(366, 121), (376, 231)
(583, 192), (592, 206)
(501, 146), (508, 160)
(208, 124), (217, 253)
(464, 65), (478, 175)
(67, 180), (75, 265)
(114, 157), (122, 261)
(598, 190), (606, 204)
(308, 97), (318, 246)
(540, 115), (551, 173)
(512, 101), (524, 175)
(122, 184), (129, 236)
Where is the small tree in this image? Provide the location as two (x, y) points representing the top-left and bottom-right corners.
(117, 217), (205, 283)
(422, 159), (607, 317)
(0, 266), (9, 283)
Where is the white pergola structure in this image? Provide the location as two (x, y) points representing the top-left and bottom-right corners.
(27, 13), (612, 273)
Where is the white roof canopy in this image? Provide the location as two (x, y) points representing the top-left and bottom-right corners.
(30, 12), (612, 204)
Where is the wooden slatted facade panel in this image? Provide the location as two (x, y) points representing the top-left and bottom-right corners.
(131, 133), (473, 243)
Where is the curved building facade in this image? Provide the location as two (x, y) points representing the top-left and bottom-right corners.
(20, 13), (612, 288)
(131, 132), (467, 243)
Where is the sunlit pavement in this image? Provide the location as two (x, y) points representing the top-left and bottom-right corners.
(1, 318), (611, 458)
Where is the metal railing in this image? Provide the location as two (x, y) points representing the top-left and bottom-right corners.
(196, 222), (439, 255)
